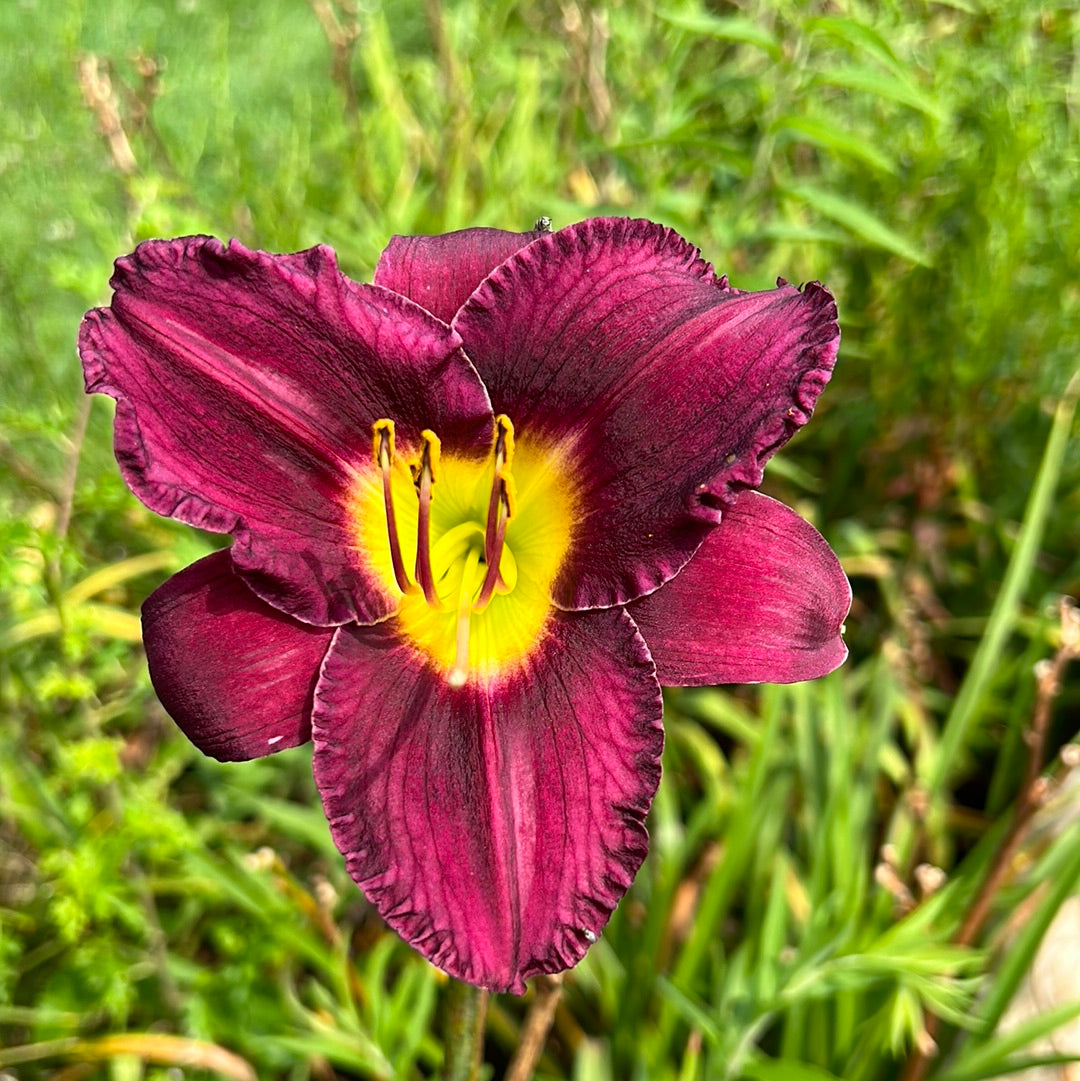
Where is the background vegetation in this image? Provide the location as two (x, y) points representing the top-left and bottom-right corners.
(1, 0), (1078, 1078)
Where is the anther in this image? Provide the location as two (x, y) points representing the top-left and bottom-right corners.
(414, 430), (442, 608)
(372, 419), (415, 595)
(483, 416), (515, 564)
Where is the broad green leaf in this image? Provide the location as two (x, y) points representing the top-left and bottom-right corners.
(803, 16), (903, 70)
(783, 183), (933, 265)
(814, 64), (947, 121)
(657, 10), (782, 59)
(770, 114), (896, 173)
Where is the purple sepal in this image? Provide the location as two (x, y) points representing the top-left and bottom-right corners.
(630, 492), (851, 685)
(142, 550), (333, 761)
(374, 226), (546, 323)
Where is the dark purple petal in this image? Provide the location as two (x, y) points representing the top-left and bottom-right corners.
(453, 217), (840, 610)
(374, 226), (546, 324)
(629, 492), (850, 685)
(312, 607), (663, 993)
(142, 550), (334, 761)
(80, 237), (494, 625)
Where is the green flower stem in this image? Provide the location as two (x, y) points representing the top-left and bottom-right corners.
(442, 979), (489, 1081)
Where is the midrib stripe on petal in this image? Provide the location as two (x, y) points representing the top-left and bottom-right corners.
(147, 313), (363, 480)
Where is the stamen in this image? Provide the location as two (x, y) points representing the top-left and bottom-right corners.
(414, 430), (442, 608)
(484, 416), (515, 564)
(473, 471), (515, 612)
(371, 419), (415, 595)
(448, 546), (482, 688)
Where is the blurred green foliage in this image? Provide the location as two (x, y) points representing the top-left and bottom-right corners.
(1, 0), (1078, 1078)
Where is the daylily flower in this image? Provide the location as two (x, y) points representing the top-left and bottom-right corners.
(79, 217), (849, 993)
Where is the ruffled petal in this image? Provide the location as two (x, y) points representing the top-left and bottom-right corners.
(629, 492), (850, 685)
(453, 217), (840, 610)
(142, 550), (334, 761)
(374, 226), (545, 324)
(312, 607), (663, 993)
(80, 237), (493, 625)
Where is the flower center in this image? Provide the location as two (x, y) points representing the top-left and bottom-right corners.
(352, 415), (576, 686)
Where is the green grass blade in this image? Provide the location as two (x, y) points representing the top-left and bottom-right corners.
(929, 370), (1080, 798)
(974, 825), (1080, 1039)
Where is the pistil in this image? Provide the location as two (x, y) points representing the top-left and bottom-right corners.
(412, 430), (442, 608)
(448, 546), (482, 688)
(372, 419), (415, 596)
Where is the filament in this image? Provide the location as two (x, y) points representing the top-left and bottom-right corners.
(473, 473), (512, 612)
(372, 420), (415, 595)
(413, 430), (442, 608)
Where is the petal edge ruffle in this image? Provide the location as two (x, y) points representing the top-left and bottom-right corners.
(629, 492), (851, 685)
(453, 217), (840, 611)
(312, 607), (663, 993)
(81, 237), (494, 626)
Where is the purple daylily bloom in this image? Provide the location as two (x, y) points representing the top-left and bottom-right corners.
(78, 217), (849, 993)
